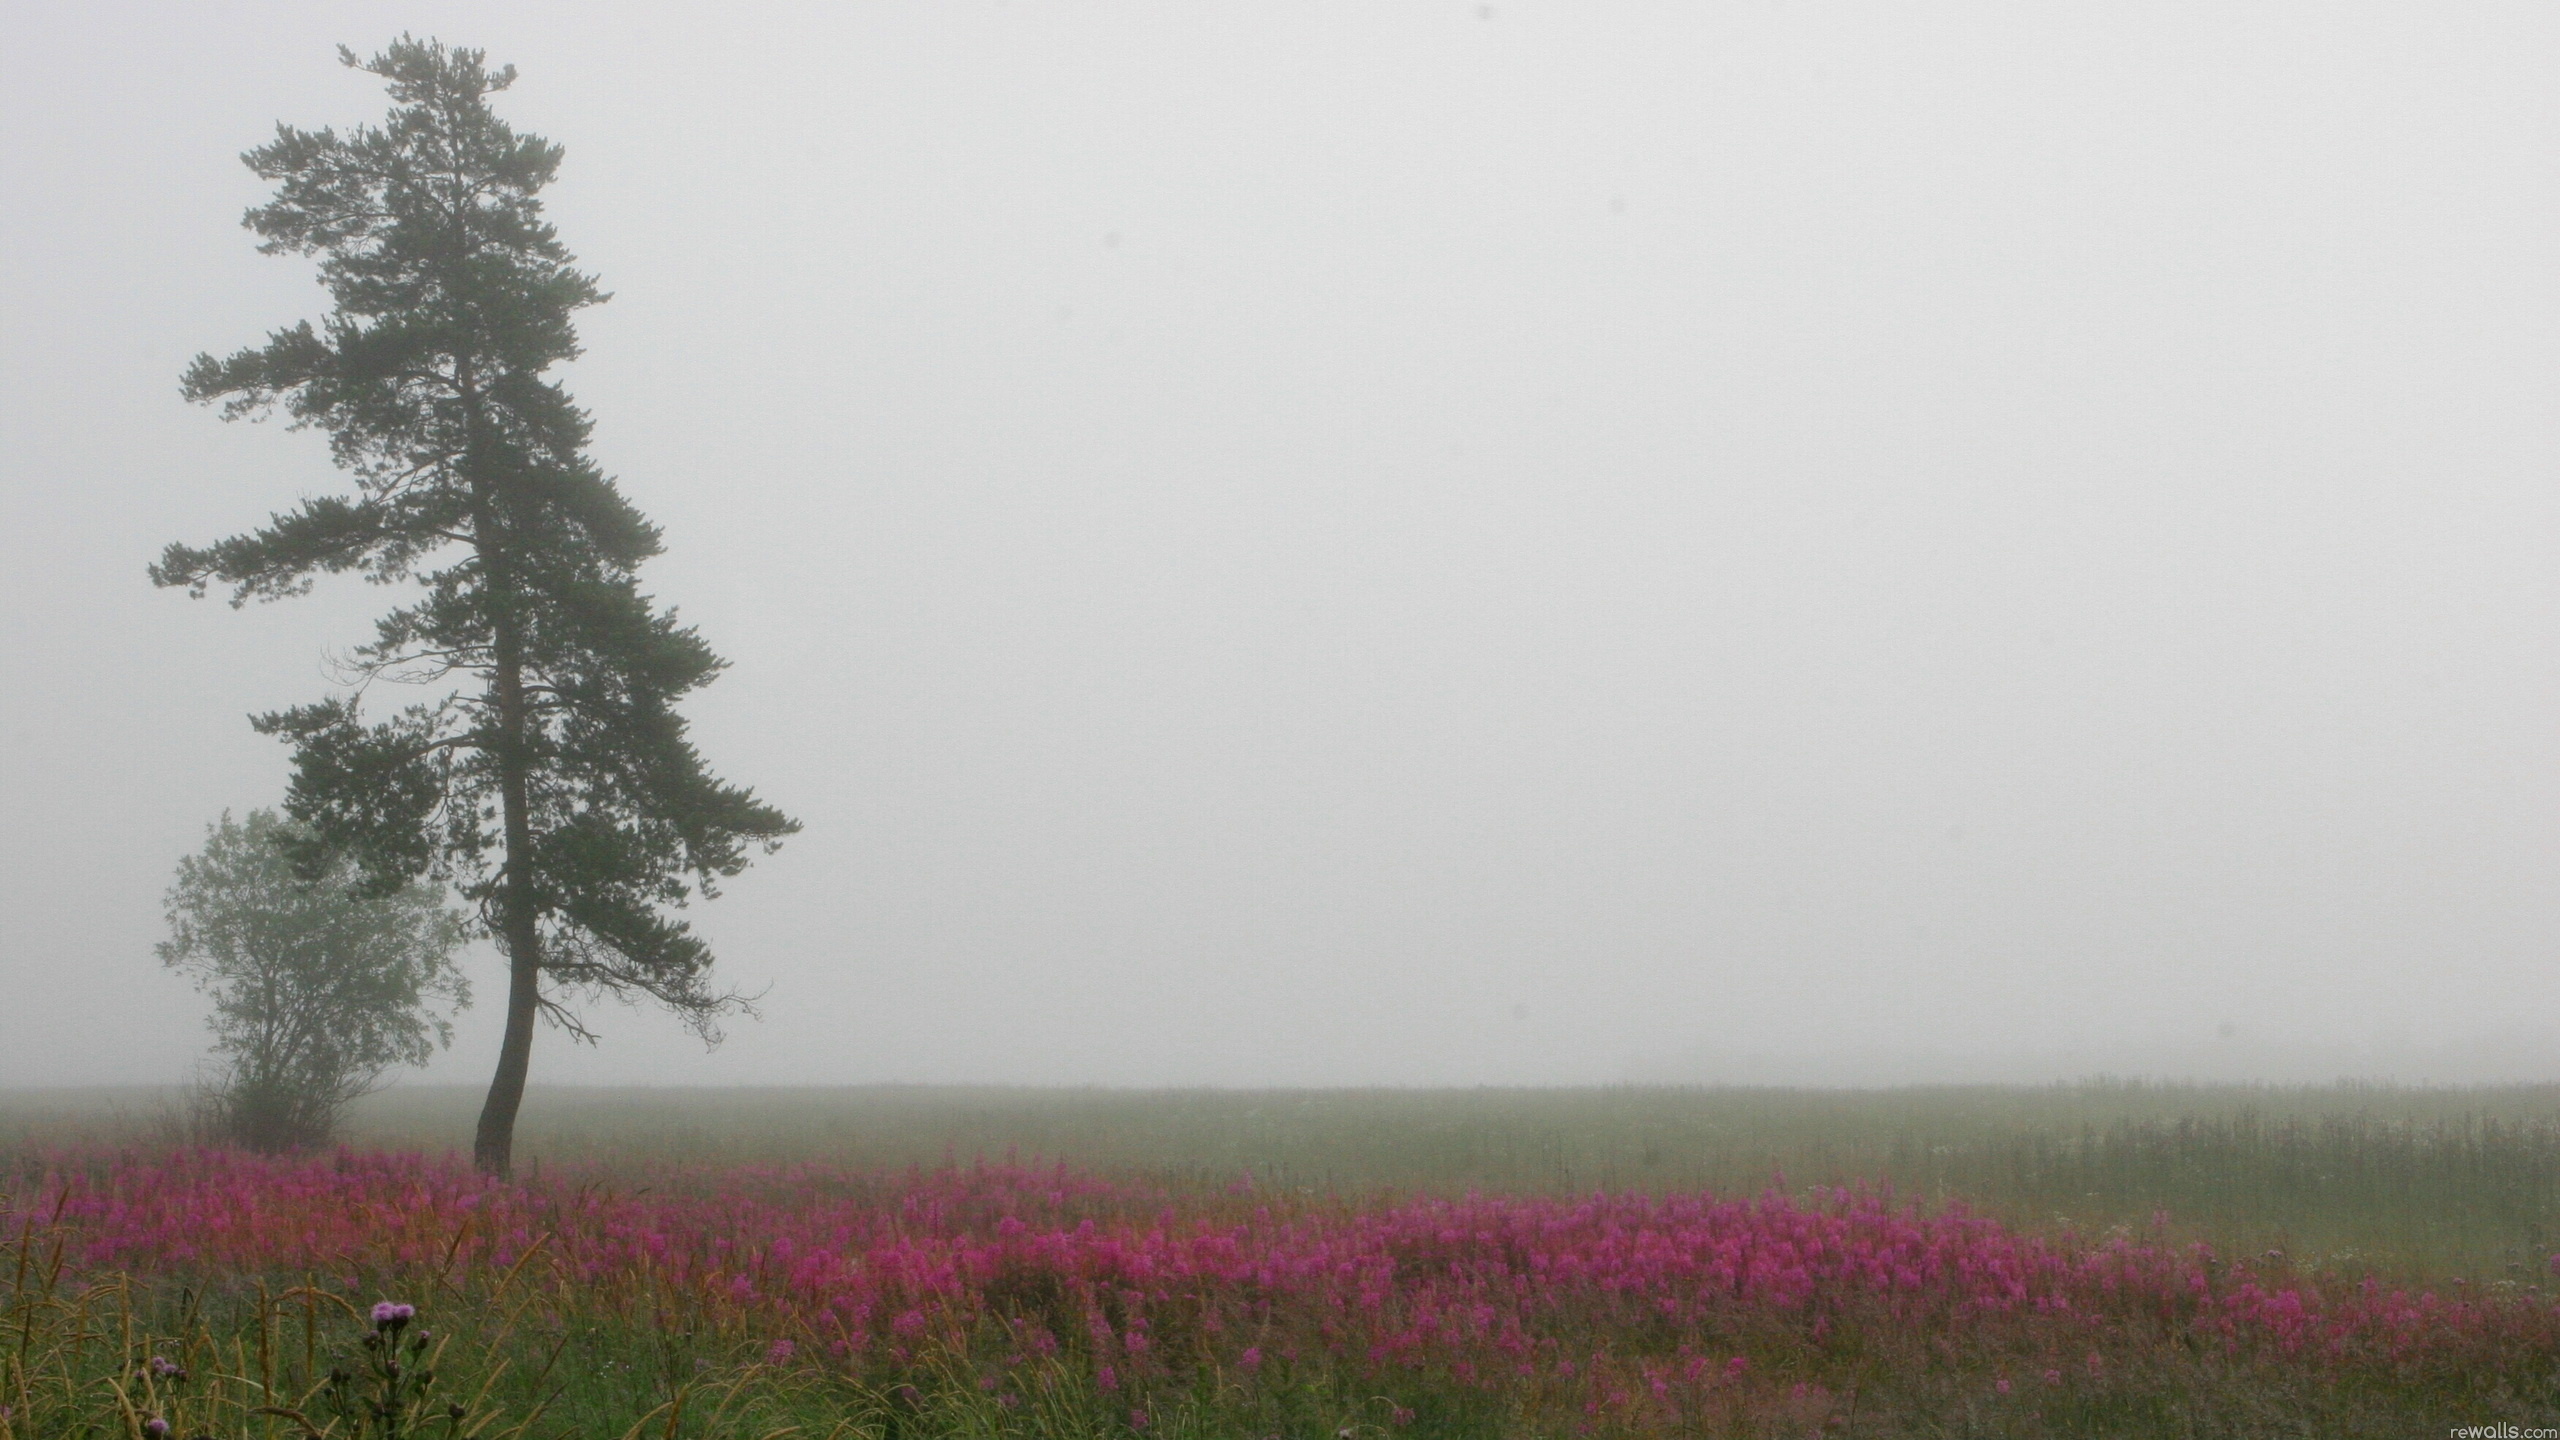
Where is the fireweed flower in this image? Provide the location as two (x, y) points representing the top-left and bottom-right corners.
(12, 1144), (2559, 1429)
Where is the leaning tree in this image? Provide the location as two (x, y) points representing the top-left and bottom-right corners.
(155, 37), (799, 1174)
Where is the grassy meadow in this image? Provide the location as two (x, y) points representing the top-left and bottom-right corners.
(14, 1080), (2549, 1279)
(5, 1081), (2558, 1437)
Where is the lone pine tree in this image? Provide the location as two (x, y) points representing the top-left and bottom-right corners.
(154, 38), (798, 1174)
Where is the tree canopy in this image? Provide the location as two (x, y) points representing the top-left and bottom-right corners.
(154, 37), (799, 1173)
(160, 809), (472, 1150)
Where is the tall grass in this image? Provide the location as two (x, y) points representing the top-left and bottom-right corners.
(316, 1083), (2560, 1277)
(7, 1146), (2556, 1438)
(9, 1082), (2559, 1278)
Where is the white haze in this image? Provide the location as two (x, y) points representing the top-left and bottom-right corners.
(4, 2), (2559, 1089)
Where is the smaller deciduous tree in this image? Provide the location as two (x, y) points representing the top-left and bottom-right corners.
(159, 809), (472, 1150)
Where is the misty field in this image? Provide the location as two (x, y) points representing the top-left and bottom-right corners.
(5, 1082), (2558, 1437)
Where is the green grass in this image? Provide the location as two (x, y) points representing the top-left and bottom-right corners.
(10, 1082), (2560, 1437)
(9, 1079), (2557, 1279)
(4, 1254), (2542, 1440)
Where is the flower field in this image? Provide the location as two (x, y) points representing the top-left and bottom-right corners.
(7, 1144), (2558, 1437)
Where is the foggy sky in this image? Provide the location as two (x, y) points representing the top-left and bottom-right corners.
(6, 1), (2560, 1090)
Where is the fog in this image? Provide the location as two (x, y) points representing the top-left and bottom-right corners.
(5, 1), (2559, 1090)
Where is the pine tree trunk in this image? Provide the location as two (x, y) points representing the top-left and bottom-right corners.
(464, 352), (545, 1178)
(471, 611), (544, 1176)
(473, 949), (541, 1173)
